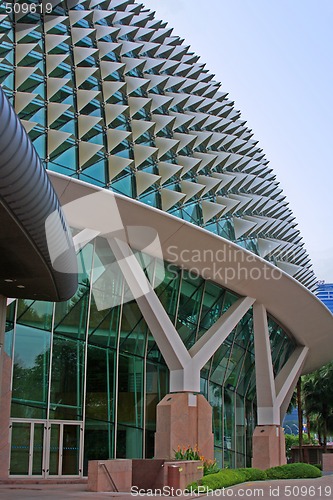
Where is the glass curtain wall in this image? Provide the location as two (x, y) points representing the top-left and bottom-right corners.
(7, 237), (296, 473)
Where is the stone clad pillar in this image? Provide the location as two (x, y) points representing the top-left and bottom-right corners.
(252, 425), (286, 469)
(154, 392), (214, 461)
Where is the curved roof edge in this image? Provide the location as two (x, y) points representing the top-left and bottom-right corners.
(0, 87), (77, 301)
(48, 171), (333, 374)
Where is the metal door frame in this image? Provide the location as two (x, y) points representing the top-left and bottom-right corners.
(9, 418), (83, 478)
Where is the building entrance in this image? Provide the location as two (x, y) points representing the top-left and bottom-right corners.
(9, 419), (83, 477)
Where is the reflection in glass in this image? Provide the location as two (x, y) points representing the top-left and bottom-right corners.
(49, 336), (85, 420)
(49, 424), (60, 476)
(32, 424), (44, 475)
(62, 425), (80, 475)
(10, 422), (30, 475)
(11, 325), (51, 419)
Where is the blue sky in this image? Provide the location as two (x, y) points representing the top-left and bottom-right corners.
(142, 0), (333, 282)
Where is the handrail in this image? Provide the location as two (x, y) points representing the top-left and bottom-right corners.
(99, 462), (118, 492)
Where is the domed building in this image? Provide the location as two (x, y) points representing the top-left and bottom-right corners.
(0, 0), (332, 479)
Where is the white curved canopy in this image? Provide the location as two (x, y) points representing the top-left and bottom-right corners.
(49, 171), (333, 375)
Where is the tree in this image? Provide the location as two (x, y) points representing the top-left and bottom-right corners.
(303, 361), (333, 452)
(297, 378), (303, 461)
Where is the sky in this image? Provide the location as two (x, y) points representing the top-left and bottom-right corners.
(142, 0), (333, 282)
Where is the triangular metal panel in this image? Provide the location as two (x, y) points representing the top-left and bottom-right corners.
(233, 217), (257, 239)
(48, 130), (72, 155)
(136, 171), (161, 196)
(133, 144), (158, 167)
(158, 162), (183, 184)
(160, 188), (186, 211)
(108, 155), (134, 181)
(79, 142), (104, 167)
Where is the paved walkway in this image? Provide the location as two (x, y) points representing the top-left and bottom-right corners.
(0, 475), (332, 500)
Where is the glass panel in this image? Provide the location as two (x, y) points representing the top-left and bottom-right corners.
(236, 350), (255, 397)
(209, 382), (223, 449)
(147, 333), (164, 364)
(145, 363), (168, 458)
(176, 271), (204, 347)
(62, 425), (80, 475)
(117, 355), (144, 458)
(32, 423), (44, 475)
(116, 425), (142, 459)
(54, 244), (93, 341)
(268, 316), (296, 377)
(245, 399), (254, 467)
(10, 422), (31, 475)
(235, 452), (245, 468)
(5, 300), (16, 357)
(225, 338), (246, 392)
(235, 394), (245, 460)
(91, 237), (123, 320)
(49, 424), (60, 475)
(210, 340), (234, 386)
(214, 447), (223, 469)
(88, 304), (121, 349)
(155, 264), (181, 321)
(86, 346), (116, 423)
(84, 420), (113, 476)
(199, 282), (226, 331)
(49, 336), (85, 420)
(11, 325), (51, 419)
(119, 301), (147, 356)
(16, 300), (53, 331)
(223, 389), (235, 469)
(54, 285), (89, 341)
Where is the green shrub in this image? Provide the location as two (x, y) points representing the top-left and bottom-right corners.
(201, 469), (247, 490)
(186, 462), (321, 493)
(237, 468), (267, 481)
(266, 463), (322, 480)
(313, 463), (323, 471)
(185, 481), (199, 492)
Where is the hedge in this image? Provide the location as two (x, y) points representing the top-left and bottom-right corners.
(237, 468), (267, 481)
(265, 463), (322, 480)
(201, 469), (247, 490)
(186, 463), (321, 492)
(187, 470), (246, 492)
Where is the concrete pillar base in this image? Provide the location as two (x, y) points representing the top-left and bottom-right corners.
(154, 392), (214, 461)
(252, 425), (286, 470)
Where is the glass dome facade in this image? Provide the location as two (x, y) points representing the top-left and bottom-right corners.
(0, 0), (315, 289)
(0, 0), (310, 477)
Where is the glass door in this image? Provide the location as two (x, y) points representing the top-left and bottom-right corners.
(10, 420), (83, 477)
(45, 421), (82, 477)
(10, 420), (45, 476)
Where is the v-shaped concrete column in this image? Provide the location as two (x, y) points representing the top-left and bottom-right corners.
(253, 303), (308, 425)
(109, 236), (255, 393)
(252, 303), (308, 468)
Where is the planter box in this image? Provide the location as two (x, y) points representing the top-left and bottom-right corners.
(87, 459), (203, 492)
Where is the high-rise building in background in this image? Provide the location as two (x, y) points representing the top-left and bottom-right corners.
(317, 282), (333, 315)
